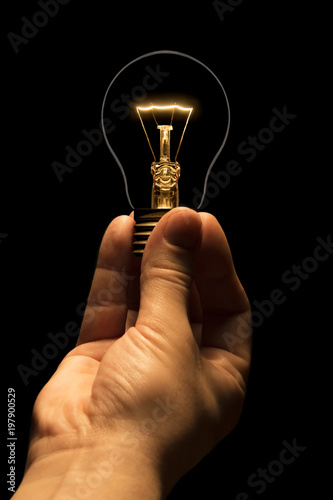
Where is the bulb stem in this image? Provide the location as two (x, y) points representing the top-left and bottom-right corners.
(157, 125), (173, 162)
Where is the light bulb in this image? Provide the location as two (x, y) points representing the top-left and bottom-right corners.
(101, 50), (230, 255)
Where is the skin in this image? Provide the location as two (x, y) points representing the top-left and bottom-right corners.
(13, 207), (252, 499)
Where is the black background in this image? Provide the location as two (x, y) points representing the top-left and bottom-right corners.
(2, 1), (331, 499)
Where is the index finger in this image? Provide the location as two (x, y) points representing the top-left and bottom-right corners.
(77, 215), (139, 346)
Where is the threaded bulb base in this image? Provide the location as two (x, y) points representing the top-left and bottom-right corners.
(133, 208), (170, 256)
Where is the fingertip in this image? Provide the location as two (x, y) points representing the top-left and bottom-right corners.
(104, 215), (135, 244)
(196, 212), (233, 271)
(162, 208), (202, 250)
(98, 215), (135, 266)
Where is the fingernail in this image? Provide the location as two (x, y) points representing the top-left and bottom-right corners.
(163, 209), (201, 249)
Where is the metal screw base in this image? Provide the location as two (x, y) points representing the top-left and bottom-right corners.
(133, 208), (170, 256)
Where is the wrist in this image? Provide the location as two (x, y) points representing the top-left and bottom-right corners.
(14, 438), (165, 500)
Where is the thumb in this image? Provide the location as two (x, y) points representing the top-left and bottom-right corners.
(135, 207), (202, 339)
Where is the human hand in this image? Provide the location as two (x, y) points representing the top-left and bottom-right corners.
(14, 208), (251, 500)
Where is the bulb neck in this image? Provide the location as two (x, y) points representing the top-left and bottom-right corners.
(133, 158), (180, 255)
(150, 161), (180, 209)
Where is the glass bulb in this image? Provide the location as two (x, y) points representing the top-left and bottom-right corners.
(101, 50), (230, 254)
